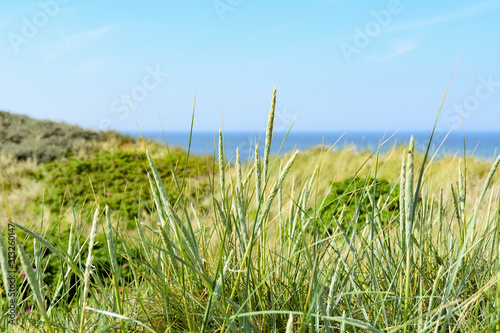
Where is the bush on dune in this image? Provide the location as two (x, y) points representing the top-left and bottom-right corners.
(318, 176), (400, 231)
(38, 150), (214, 225)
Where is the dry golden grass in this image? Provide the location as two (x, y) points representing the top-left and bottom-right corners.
(2, 143), (498, 231)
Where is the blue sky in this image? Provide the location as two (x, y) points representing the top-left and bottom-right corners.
(0, 0), (499, 132)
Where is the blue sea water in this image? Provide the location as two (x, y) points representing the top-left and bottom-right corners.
(126, 130), (500, 161)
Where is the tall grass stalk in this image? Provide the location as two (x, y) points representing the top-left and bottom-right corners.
(48, 222), (75, 315)
(16, 240), (53, 333)
(399, 152), (406, 249)
(263, 87), (276, 181)
(219, 130), (225, 200)
(497, 186), (500, 333)
(403, 136), (414, 333)
(79, 207), (100, 333)
(104, 205), (125, 332)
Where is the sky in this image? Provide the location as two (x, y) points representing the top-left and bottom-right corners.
(0, 0), (499, 133)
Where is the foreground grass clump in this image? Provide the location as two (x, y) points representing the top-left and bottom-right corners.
(1, 89), (500, 332)
(3, 224), (134, 290)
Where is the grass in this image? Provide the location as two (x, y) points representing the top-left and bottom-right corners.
(1, 89), (500, 332)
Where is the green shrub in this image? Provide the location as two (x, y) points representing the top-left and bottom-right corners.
(318, 176), (400, 230)
(37, 150), (213, 226)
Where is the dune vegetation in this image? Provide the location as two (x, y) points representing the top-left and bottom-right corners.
(1, 89), (500, 332)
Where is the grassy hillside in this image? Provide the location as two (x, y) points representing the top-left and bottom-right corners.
(0, 110), (131, 162)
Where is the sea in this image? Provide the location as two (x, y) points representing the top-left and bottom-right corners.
(126, 131), (500, 162)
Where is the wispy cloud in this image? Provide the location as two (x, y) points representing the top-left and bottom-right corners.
(59, 7), (76, 15)
(386, 0), (500, 34)
(338, 0), (500, 41)
(0, 15), (15, 29)
(380, 42), (418, 61)
(40, 24), (120, 68)
(72, 59), (108, 74)
(64, 25), (120, 49)
(40, 52), (59, 68)
(363, 41), (419, 63)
